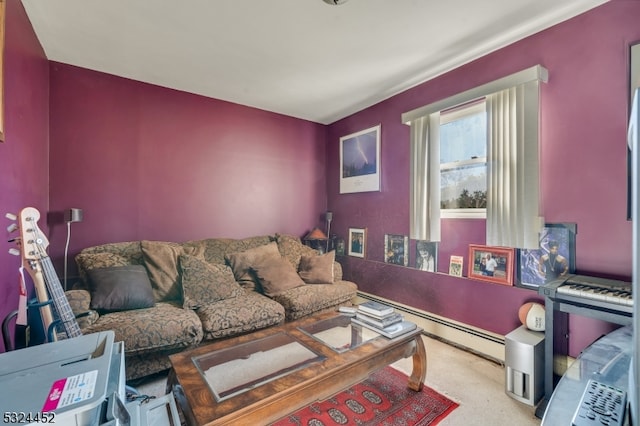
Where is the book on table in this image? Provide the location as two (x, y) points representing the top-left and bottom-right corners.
(351, 318), (417, 339)
(357, 301), (394, 317)
(355, 311), (403, 328)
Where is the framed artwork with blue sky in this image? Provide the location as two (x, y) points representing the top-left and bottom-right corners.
(340, 125), (381, 193)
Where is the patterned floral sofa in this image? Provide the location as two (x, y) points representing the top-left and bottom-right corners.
(68, 234), (357, 380)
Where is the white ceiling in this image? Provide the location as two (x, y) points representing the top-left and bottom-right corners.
(22, 0), (608, 125)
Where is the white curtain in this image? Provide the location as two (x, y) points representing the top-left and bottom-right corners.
(486, 81), (543, 249)
(409, 113), (441, 241)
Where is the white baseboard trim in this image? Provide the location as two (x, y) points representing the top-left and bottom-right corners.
(355, 292), (506, 364)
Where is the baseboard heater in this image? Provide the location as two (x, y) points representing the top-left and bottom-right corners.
(355, 292), (506, 364)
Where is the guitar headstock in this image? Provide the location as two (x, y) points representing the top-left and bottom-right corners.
(17, 207), (49, 269)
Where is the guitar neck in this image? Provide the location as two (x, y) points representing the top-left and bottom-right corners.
(39, 256), (82, 339)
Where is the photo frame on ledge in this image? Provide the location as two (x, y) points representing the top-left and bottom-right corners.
(415, 241), (438, 272)
(516, 223), (576, 290)
(468, 245), (515, 286)
(348, 227), (367, 258)
(449, 255), (463, 277)
(384, 234), (408, 266)
(340, 125), (381, 194)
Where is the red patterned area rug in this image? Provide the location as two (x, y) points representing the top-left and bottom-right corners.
(271, 366), (458, 426)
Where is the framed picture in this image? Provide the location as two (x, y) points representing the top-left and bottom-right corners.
(384, 234), (408, 266)
(468, 245), (515, 286)
(516, 223), (576, 290)
(415, 241), (438, 272)
(449, 255), (463, 277)
(340, 125), (381, 194)
(348, 227), (367, 258)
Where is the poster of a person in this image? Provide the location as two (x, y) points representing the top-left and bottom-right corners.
(415, 241), (437, 272)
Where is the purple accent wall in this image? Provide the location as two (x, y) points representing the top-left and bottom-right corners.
(327, 1), (640, 355)
(0, 1), (49, 352)
(48, 64), (328, 277)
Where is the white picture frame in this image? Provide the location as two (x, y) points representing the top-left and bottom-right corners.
(348, 227), (367, 258)
(339, 125), (381, 194)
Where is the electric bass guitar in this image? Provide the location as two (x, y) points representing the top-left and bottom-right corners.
(16, 207), (82, 341)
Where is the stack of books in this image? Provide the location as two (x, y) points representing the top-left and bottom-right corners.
(352, 301), (417, 338)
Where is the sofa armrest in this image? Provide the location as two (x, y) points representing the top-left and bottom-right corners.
(65, 289), (100, 328)
(333, 261), (343, 281)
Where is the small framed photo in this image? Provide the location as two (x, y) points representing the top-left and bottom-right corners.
(449, 255), (464, 277)
(468, 245), (515, 286)
(416, 241), (438, 272)
(516, 223), (577, 290)
(340, 125), (381, 194)
(384, 234), (408, 266)
(348, 227), (367, 258)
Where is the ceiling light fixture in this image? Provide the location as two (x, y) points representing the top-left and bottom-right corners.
(322, 0), (349, 5)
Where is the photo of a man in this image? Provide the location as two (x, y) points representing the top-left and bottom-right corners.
(517, 224), (575, 289)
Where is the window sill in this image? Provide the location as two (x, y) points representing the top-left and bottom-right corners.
(440, 208), (486, 219)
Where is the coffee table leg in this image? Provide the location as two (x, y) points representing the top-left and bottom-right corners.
(408, 335), (427, 391)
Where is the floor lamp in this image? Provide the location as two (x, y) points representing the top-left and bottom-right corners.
(63, 208), (83, 291)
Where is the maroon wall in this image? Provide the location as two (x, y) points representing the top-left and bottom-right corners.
(0, 0), (50, 352)
(48, 65), (328, 278)
(327, 0), (639, 355)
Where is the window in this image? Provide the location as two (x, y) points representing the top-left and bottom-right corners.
(439, 100), (486, 218)
(403, 65), (547, 246)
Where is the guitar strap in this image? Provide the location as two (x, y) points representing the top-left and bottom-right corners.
(17, 266), (27, 326)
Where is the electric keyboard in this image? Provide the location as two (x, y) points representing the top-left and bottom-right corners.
(542, 274), (633, 314)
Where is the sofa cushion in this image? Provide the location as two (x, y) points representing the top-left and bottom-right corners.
(250, 257), (306, 296)
(75, 242), (144, 290)
(179, 254), (244, 309)
(275, 234), (318, 269)
(298, 251), (335, 284)
(79, 302), (203, 356)
(270, 280), (358, 321)
(184, 235), (273, 265)
(225, 242), (281, 289)
(88, 265), (156, 313)
(196, 291), (285, 340)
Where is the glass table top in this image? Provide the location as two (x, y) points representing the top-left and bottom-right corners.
(297, 314), (382, 352)
(193, 332), (324, 402)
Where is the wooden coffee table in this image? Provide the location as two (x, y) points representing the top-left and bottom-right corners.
(167, 311), (426, 425)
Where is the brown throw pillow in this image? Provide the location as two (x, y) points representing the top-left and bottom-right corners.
(225, 242), (282, 289)
(179, 255), (244, 309)
(298, 251), (335, 284)
(88, 265), (155, 313)
(250, 257), (305, 296)
(141, 240), (185, 302)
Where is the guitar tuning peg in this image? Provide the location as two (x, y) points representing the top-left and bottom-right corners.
(7, 223), (18, 233)
(5, 213), (17, 221)
(8, 248), (19, 256)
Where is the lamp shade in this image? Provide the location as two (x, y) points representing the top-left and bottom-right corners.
(304, 228), (328, 240)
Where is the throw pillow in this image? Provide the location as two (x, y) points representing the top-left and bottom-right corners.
(88, 265), (155, 313)
(141, 240), (185, 302)
(225, 242), (282, 289)
(298, 250), (335, 284)
(250, 257), (306, 296)
(179, 254), (244, 309)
